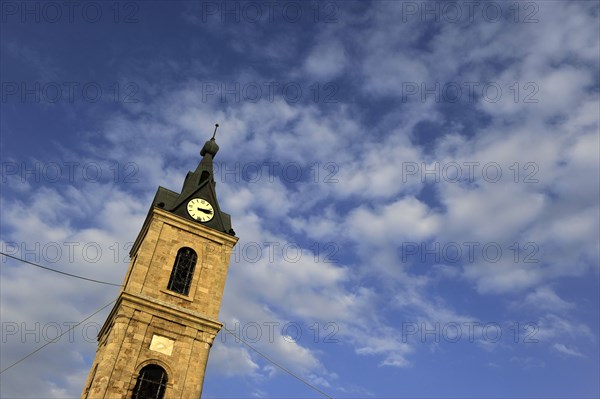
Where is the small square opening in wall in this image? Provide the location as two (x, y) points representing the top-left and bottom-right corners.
(149, 335), (175, 356)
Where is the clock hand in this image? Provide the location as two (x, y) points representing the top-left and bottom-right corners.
(197, 207), (213, 214)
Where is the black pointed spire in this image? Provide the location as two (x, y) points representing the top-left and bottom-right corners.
(200, 124), (220, 158)
(149, 123), (234, 235)
(195, 123), (220, 182)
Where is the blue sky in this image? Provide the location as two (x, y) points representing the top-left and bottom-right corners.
(1, 1), (599, 397)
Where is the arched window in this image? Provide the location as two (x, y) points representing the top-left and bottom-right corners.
(131, 364), (167, 399)
(167, 247), (197, 295)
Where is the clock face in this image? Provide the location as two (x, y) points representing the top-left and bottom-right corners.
(187, 198), (214, 222)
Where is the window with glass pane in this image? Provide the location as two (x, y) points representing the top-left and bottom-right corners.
(131, 364), (167, 399)
(167, 247), (197, 295)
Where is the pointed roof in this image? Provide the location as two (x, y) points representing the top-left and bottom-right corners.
(146, 124), (235, 236)
(175, 125), (220, 205)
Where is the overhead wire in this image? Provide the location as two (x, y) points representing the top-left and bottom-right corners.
(221, 325), (335, 399)
(0, 299), (116, 375)
(0, 252), (122, 286)
(1, 253), (335, 398)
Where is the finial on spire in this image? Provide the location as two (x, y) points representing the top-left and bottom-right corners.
(201, 124), (220, 157)
(212, 123), (219, 140)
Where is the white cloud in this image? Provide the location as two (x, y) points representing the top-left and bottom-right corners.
(304, 38), (347, 79)
(552, 343), (585, 358)
(520, 286), (574, 312)
(510, 356), (545, 369)
(208, 345), (260, 377)
(347, 196), (441, 244)
(355, 331), (413, 368)
(535, 314), (594, 343)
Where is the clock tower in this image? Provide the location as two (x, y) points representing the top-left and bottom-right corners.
(81, 125), (238, 398)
